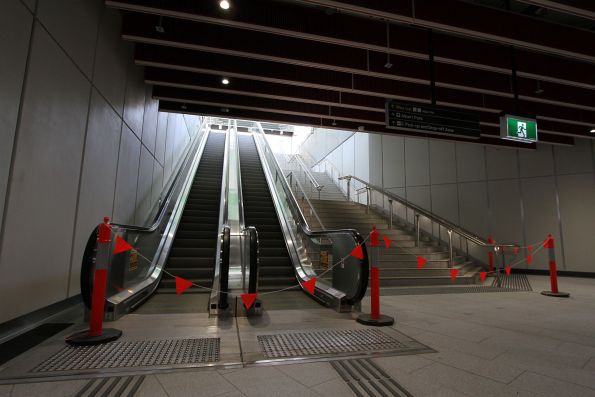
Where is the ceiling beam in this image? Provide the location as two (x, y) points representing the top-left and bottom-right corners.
(158, 100), (539, 149)
(135, 46), (595, 135)
(152, 85), (575, 146)
(107, 0), (595, 90)
(517, 0), (595, 20)
(290, 0), (595, 63)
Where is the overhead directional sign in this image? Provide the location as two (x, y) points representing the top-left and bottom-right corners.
(386, 100), (481, 139)
(500, 114), (538, 143)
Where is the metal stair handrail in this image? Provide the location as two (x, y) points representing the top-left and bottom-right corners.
(338, 175), (516, 266)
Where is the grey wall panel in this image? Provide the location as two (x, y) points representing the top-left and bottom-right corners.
(430, 140), (457, 184)
(37, 0), (100, 79)
(519, 144), (554, 178)
(151, 160), (164, 210)
(0, 27), (90, 323)
(21, 0), (36, 12)
(353, 133), (369, 183)
(135, 146), (154, 225)
(93, 8), (129, 116)
(69, 90), (121, 296)
(487, 179), (524, 245)
(154, 112), (168, 165)
(520, 177), (563, 270)
(486, 147), (519, 180)
(405, 138), (430, 186)
(458, 181), (489, 240)
(123, 64), (146, 139)
(456, 142), (486, 182)
(555, 138), (594, 175)
(368, 134), (382, 187)
(406, 185), (431, 209)
(142, 86), (158, 156)
(381, 135), (405, 188)
(113, 125), (141, 224)
(430, 183), (459, 224)
(557, 173), (595, 272)
(163, 113), (177, 182)
(341, 136), (355, 181)
(0, 0), (32, 234)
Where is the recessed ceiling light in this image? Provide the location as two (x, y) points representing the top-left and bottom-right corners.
(221, 78), (230, 85)
(219, 0), (230, 10)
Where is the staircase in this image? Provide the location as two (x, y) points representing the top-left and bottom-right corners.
(283, 161), (482, 287)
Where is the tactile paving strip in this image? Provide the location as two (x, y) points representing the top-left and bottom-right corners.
(257, 329), (407, 359)
(331, 358), (413, 397)
(491, 273), (532, 291)
(31, 338), (219, 372)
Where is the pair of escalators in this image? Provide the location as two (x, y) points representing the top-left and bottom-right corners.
(80, 121), (368, 318)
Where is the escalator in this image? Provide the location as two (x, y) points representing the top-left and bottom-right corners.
(157, 132), (225, 293)
(238, 135), (295, 290)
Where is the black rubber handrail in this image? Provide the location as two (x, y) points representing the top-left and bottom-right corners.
(246, 226), (259, 294)
(219, 226), (231, 310)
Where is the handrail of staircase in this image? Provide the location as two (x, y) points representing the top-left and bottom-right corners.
(286, 171), (326, 230)
(254, 123), (369, 307)
(293, 154), (324, 199)
(338, 174), (516, 250)
(317, 157), (343, 184)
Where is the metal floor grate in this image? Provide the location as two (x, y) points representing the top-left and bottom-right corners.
(331, 358), (413, 397)
(491, 273), (533, 291)
(74, 375), (145, 397)
(32, 338), (220, 372)
(258, 329), (407, 359)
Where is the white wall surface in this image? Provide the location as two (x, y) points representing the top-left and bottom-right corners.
(0, 1), (201, 324)
(303, 130), (595, 273)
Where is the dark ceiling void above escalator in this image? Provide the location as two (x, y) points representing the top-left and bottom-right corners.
(106, 0), (595, 148)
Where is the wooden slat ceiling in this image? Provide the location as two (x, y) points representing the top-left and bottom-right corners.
(107, 0), (595, 148)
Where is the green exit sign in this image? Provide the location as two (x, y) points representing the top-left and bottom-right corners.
(500, 114), (538, 142)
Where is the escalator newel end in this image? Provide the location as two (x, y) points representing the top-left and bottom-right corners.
(66, 217), (123, 346)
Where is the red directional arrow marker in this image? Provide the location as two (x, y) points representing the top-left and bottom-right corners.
(175, 276), (193, 295)
(302, 278), (317, 295)
(526, 255), (533, 265)
(505, 266), (512, 276)
(513, 247), (519, 255)
(528, 245), (533, 253)
(241, 293), (257, 310)
(417, 256), (427, 269)
(479, 271), (487, 283)
(113, 235), (133, 255)
(383, 235), (392, 249)
(350, 245), (364, 260)
(450, 268), (459, 281)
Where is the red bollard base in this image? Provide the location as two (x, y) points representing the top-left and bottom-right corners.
(540, 291), (570, 298)
(65, 328), (122, 346)
(356, 313), (395, 327)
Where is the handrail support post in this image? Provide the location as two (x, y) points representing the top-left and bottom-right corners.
(366, 187), (371, 214)
(448, 229), (454, 268)
(388, 199), (393, 229)
(415, 213), (421, 247)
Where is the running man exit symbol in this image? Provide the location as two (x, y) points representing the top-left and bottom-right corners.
(517, 121), (527, 138)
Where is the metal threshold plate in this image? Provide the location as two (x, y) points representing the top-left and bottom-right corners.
(32, 338), (220, 373)
(256, 328), (431, 360)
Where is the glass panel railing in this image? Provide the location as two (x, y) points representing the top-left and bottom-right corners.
(252, 124), (368, 310)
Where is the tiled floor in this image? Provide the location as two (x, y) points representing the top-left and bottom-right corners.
(1, 275), (594, 396)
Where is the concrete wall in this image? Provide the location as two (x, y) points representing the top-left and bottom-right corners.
(0, 0), (202, 324)
(304, 130), (595, 273)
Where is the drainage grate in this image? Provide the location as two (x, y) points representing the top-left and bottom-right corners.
(332, 358), (413, 397)
(491, 273), (532, 291)
(74, 375), (145, 397)
(258, 329), (407, 359)
(32, 338), (220, 372)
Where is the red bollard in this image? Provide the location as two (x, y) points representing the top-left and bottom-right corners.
(66, 217), (123, 345)
(357, 226), (394, 326)
(541, 234), (570, 298)
(487, 235), (495, 274)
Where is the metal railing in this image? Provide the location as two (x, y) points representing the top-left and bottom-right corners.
(253, 123), (369, 310)
(338, 174), (516, 268)
(286, 171), (326, 230)
(289, 154), (324, 199)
